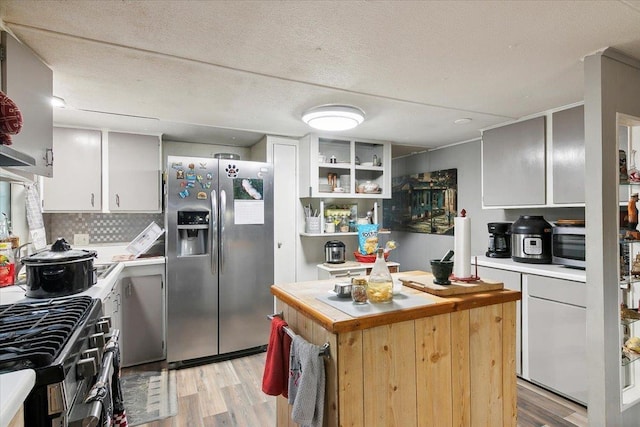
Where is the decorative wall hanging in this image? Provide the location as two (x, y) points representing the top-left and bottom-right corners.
(382, 168), (457, 235)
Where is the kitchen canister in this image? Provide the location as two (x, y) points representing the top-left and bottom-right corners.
(305, 217), (321, 234)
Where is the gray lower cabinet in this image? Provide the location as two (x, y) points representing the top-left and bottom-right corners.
(552, 105), (585, 204)
(102, 280), (122, 333)
(476, 266), (523, 375)
(525, 274), (587, 405)
(121, 274), (165, 367)
(482, 116), (546, 207)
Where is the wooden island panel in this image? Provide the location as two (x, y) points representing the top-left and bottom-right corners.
(272, 271), (518, 427)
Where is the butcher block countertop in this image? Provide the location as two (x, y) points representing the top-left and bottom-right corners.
(271, 270), (521, 334)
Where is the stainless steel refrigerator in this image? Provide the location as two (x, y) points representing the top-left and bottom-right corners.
(165, 156), (274, 364)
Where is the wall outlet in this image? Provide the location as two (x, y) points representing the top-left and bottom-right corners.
(74, 234), (90, 246)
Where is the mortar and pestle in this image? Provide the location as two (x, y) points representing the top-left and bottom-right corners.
(430, 250), (454, 285)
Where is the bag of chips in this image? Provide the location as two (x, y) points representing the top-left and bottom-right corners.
(358, 224), (379, 255)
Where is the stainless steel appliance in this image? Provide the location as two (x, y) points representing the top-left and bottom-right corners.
(165, 156), (274, 365)
(511, 215), (553, 264)
(486, 222), (512, 258)
(0, 296), (120, 427)
(552, 221), (586, 269)
(324, 240), (346, 263)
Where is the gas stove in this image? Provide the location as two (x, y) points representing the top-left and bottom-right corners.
(0, 295), (118, 427)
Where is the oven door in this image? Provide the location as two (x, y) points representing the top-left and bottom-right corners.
(68, 330), (120, 427)
(552, 227), (586, 268)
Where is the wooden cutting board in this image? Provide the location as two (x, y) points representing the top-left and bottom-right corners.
(399, 273), (503, 296)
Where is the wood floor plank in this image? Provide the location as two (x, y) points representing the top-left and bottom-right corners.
(221, 383), (264, 426)
(518, 397), (579, 427)
(177, 367), (199, 397)
(517, 385), (574, 418)
(176, 394), (205, 427)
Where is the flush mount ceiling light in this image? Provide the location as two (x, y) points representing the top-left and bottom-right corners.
(51, 96), (67, 108)
(302, 105), (365, 131)
(453, 118), (472, 125)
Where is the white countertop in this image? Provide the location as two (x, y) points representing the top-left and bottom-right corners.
(0, 254), (165, 306)
(0, 244), (165, 424)
(473, 255), (586, 282)
(0, 370), (35, 427)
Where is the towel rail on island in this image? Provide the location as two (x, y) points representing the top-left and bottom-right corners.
(267, 312), (331, 358)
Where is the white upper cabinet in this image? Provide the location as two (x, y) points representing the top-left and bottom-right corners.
(1, 31), (53, 176)
(298, 134), (392, 199)
(482, 104), (585, 209)
(108, 132), (161, 212)
(482, 116), (547, 207)
(42, 128), (102, 211)
(552, 105), (585, 204)
(41, 129), (161, 213)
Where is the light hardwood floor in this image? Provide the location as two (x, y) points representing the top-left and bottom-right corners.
(123, 352), (587, 427)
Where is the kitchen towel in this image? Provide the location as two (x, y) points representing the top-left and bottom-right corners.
(108, 339), (128, 427)
(453, 209), (471, 278)
(261, 316), (292, 398)
(288, 335), (325, 427)
(24, 184), (46, 250)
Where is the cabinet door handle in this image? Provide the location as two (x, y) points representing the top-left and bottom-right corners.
(91, 193), (95, 207)
(44, 148), (54, 167)
(116, 194), (120, 207)
(334, 271), (363, 278)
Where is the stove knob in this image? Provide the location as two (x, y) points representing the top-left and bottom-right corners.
(77, 357), (97, 379)
(99, 316), (112, 328)
(89, 332), (105, 349)
(82, 348), (100, 361)
(96, 320), (110, 334)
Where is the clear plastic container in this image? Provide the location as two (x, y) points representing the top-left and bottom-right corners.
(0, 242), (15, 287)
(366, 248), (393, 303)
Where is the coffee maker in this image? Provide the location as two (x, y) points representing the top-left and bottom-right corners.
(486, 222), (512, 258)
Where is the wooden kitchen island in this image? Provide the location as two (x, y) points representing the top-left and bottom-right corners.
(271, 271), (521, 427)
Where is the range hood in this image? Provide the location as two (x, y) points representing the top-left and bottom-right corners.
(0, 145), (36, 167)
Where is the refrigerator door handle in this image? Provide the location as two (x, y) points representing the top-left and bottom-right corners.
(211, 189), (217, 275)
(220, 189), (226, 274)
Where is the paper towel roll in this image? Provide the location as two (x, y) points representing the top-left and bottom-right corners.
(453, 211), (471, 278)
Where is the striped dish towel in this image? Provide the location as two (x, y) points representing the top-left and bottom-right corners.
(25, 184), (46, 250)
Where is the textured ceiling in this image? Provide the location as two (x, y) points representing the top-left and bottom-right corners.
(1, 0), (640, 153)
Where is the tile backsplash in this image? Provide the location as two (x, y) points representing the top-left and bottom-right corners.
(45, 213), (164, 245)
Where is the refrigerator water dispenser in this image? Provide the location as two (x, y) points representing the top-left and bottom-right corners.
(177, 210), (209, 256)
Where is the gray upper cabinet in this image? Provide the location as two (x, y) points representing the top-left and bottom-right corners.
(1, 31), (53, 176)
(552, 105), (585, 204)
(482, 116), (546, 207)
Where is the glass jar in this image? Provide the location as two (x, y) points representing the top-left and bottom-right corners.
(325, 215), (335, 233)
(339, 215), (349, 233)
(366, 248), (393, 303)
(351, 277), (368, 304)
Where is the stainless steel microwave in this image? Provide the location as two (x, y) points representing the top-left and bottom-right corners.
(552, 226), (586, 269)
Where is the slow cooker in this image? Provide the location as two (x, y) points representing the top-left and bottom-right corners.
(22, 238), (97, 298)
(324, 240), (346, 264)
(511, 216), (552, 264)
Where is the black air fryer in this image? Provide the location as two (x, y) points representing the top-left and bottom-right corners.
(486, 222), (512, 258)
(511, 215), (553, 264)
